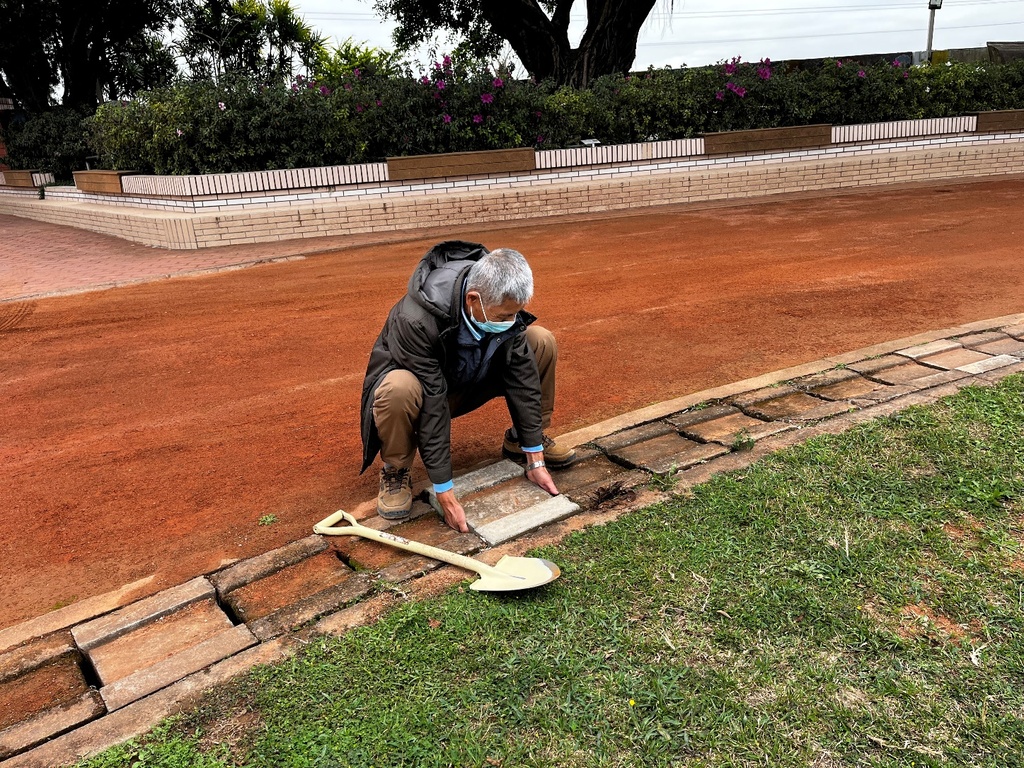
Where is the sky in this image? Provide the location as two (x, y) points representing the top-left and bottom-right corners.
(292, 0), (1024, 74)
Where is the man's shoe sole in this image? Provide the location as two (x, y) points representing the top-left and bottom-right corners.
(377, 505), (412, 520)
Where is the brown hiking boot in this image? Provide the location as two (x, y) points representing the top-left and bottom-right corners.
(501, 429), (576, 468)
(377, 466), (413, 520)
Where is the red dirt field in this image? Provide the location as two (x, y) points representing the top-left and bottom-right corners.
(2, 177), (1023, 628)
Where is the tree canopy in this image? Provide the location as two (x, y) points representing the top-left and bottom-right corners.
(373, 0), (664, 87)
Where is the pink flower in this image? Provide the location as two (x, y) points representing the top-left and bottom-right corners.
(472, 114), (483, 124)
(726, 82), (746, 97)
(716, 91), (725, 101)
(442, 114), (452, 124)
(443, 55), (452, 67)
(723, 55), (741, 75)
(420, 76), (430, 85)
(537, 135), (544, 143)
(493, 77), (504, 88)
(353, 68), (361, 78)
(356, 104), (363, 112)
(858, 70), (866, 78)
(175, 128), (183, 136)
(757, 66), (771, 80)
(904, 71), (910, 79)
(218, 101), (226, 110)
(836, 60), (843, 68)
(290, 84), (299, 92)
(436, 80), (446, 90)
(319, 86), (331, 95)
(892, 59), (902, 68)
(535, 110), (542, 117)
(481, 92), (494, 104)
(376, 100), (382, 106)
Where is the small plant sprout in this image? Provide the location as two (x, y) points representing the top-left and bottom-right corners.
(258, 514), (278, 526)
(732, 429), (755, 452)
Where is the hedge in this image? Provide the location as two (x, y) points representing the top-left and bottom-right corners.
(5, 56), (1024, 178)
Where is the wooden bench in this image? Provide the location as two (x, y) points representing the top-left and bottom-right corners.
(975, 109), (1024, 133)
(703, 124), (833, 155)
(387, 147), (535, 182)
(1, 169), (45, 188)
(73, 170), (135, 194)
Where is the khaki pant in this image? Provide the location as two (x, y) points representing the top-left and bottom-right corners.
(372, 325), (557, 469)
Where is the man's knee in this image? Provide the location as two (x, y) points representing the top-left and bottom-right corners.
(373, 369), (423, 422)
(526, 325), (557, 365)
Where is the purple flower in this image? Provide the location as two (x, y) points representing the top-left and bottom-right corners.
(892, 59), (902, 68)
(433, 61), (442, 70)
(436, 80), (446, 91)
(481, 92), (494, 104)
(836, 60), (843, 68)
(442, 114), (452, 124)
(537, 135), (544, 143)
(356, 104), (363, 112)
(319, 86), (331, 95)
(716, 91), (725, 101)
(723, 55), (741, 75)
(757, 66), (771, 80)
(420, 76), (430, 85)
(858, 70), (866, 78)
(725, 82), (747, 98)
(344, 83), (352, 91)
(904, 71), (910, 79)
(218, 101), (226, 110)
(493, 77), (504, 88)
(376, 100), (382, 106)
(353, 68), (361, 78)
(535, 110), (542, 117)
(443, 54), (452, 67)
(290, 84), (299, 92)
(472, 114), (483, 124)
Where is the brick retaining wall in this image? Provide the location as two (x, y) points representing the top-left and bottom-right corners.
(0, 116), (1022, 250)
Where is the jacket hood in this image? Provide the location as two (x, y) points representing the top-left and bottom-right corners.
(407, 240), (489, 321)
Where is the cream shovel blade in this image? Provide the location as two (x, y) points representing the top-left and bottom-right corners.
(313, 510), (560, 592)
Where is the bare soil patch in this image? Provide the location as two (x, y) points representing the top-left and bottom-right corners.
(3, 178), (1024, 628)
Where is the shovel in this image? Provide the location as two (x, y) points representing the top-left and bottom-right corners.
(313, 510), (560, 592)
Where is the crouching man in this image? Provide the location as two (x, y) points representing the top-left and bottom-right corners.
(359, 241), (575, 533)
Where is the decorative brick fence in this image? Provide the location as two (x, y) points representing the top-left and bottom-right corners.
(0, 111), (1021, 250)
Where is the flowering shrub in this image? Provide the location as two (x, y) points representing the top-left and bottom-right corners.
(29, 56), (1022, 175)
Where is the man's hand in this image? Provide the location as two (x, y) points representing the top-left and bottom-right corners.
(436, 489), (469, 533)
(524, 451), (559, 496)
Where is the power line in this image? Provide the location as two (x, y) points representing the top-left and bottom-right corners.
(636, 19), (1024, 47)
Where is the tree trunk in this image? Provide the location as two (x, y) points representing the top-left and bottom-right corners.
(481, 0), (658, 88)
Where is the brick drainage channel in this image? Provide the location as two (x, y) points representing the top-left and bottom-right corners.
(2, 314), (1023, 767)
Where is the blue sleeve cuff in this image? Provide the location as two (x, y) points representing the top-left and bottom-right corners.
(432, 480), (454, 494)
(520, 444), (544, 453)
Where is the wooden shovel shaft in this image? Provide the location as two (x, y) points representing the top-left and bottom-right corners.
(313, 510), (521, 581)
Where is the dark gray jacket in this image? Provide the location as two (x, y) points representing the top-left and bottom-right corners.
(360, 241), (544, 484)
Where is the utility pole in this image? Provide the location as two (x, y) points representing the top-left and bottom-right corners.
(926, 0), (943, 62)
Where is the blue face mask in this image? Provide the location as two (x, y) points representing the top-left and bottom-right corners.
(474, 302), (516, 334)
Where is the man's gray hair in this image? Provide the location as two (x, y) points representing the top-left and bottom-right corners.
(466, 248), (534, 306)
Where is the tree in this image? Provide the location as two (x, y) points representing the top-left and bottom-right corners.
(0, 0), (182, 112)
(178, 0), (325, 82)
(373, 0), (664, 88)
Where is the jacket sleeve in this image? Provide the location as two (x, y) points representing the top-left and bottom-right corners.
(383, 313), (454, 485)
(502, 332), (544, 449)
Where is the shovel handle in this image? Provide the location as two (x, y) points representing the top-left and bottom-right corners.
(313, 510), (507, 579)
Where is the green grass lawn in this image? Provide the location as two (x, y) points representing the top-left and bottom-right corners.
(82, 376), (1024, 768)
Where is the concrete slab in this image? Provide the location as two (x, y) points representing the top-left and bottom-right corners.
(728, 384), (799, 408)
(331, 513), (473, 571)
(869, 361), (949, 385)
(610, 433), (728, 474)
(548, 455), (632, 496)
(593, 420), (677, 453)
(918, 348), (992, 370)
(0, 632), (77, 684)
(792, 368), (862, 390)
(741, 391), (831, 420)
(0, 655), (89, 732)
(957, 354), (1020, 374)
(810, 375), (887, 401)
(847, 354), (906, 375)
(974, 338), (1024, 357)
(225, 552), (354, 623)
(460, 478), (554, 531)
(846, 383), (917, 405)
(377, 533), (484, 584)
(248, 573), (374, 641)
(100, 625), (256, 711)
(955, 331), (1010, 348)
(1002, 323), (1024, 340)
(474, 495), (581, 546)
(0, 691), (105, 761)
(0, 576), (156, 655)
(664, 404), (740, 431)
(72, 577), (214, 652)
(444, 460), (523, 501)
(210, 535), (328, 596)
(674, 412), (793, 446)
(895, 339), (960, 359)
(87, 599), (233, 686)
